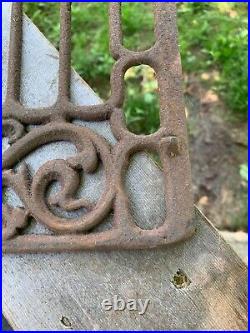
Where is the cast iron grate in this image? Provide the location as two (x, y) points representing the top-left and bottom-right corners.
(2, 2), (194, 253)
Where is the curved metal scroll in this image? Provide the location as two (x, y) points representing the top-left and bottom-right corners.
(2, 2), (194, 253)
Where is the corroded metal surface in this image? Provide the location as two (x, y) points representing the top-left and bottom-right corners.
(2, 2), (194, 253)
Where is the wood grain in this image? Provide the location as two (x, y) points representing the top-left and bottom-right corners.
(2, 3), (247, 330)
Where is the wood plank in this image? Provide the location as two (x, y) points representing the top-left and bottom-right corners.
(2, 209), (248, 330)
(2, 3), (247, 330)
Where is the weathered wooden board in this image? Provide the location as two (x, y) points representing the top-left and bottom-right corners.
(2, 3), (247, 330)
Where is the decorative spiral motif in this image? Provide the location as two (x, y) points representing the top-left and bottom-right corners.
(2, 123), (115, 234)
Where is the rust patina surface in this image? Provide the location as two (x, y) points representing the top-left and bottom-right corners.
(2, 3), (194, 253)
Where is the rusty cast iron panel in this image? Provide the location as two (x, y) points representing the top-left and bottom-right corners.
(2, 2), (194, 253)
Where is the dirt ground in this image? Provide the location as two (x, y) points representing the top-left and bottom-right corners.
(185, 74), (248, 231)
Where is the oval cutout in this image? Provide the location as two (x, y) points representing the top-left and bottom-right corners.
(124, 65), (160, 134)
(125, 152), (166, 230)
(122, 3), (155, 51)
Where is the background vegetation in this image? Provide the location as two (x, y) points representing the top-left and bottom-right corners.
(24, 2), (248, 230)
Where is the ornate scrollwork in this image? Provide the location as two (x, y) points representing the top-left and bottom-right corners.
(3, 123), (115, 234)
(2, 3), (194, 253)
(2, 165), (30, 240)
(2, 118), (25, 144)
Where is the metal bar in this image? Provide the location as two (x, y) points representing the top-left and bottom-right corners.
(6, 2), (22, 102)
(57, 2), (71, 103)
(108, 3), (123, 59)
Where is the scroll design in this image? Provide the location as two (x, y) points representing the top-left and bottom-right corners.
(2, 3), (194, 253)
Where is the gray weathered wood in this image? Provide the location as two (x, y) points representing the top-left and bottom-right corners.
(2, 3), (247, 330)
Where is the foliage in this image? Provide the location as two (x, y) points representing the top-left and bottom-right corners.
(177, 2), (248, 118)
